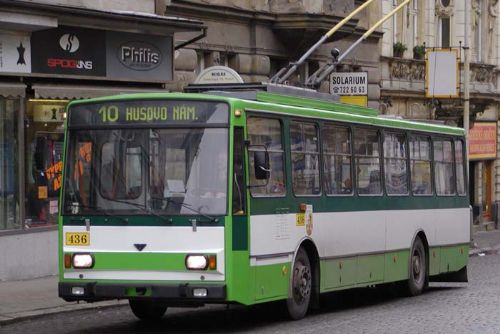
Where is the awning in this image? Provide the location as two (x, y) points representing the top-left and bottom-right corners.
(0, 83), (26, 98)
(0, 0), (205, 35)
(32, 84), (168, 100)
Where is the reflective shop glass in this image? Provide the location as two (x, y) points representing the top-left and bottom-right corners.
(0, 98), (19, 230)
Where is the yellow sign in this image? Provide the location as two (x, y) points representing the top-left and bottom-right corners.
(296, 213), (305, 226)
(38, 186), (48, 199)
(339, 95), (368, 107)
(65, 232), (90, 246)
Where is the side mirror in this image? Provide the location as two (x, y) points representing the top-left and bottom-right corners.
(254, 150), (270, 180)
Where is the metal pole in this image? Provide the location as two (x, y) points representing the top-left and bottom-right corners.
(272, 0), (376, 84)
(464, 0), (470, 168)
(311, 0), (411, 86)
(464, 0), (472, 239)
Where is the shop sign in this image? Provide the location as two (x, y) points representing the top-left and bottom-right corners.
(0, 33), (31, 73)
(106, 31), (172, 81)
(33, 104), (66, 122)
(330, 72), (368, 96)
(194, 66), (244, 84)
(469, 122), (497, 160)
(31, 26), (106, 76)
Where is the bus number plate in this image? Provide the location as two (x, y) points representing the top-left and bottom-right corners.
(65, 232), (90, 246)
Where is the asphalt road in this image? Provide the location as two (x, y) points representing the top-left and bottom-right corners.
(1, 253), (499, 334)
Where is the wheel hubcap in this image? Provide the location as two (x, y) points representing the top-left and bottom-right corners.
(293, 263), (311, 302)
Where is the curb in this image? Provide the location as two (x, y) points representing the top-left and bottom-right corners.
(0, 300), (128, 326)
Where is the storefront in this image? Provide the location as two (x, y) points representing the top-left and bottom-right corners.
(468, 122), (498, 224)
(0, 1), (204, 280)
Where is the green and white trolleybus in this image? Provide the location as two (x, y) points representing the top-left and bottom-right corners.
(59, 84), (470, 320)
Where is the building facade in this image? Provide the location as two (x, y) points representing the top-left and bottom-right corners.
(0, 0), (382, 281)
(380, 0), (500, 228)
(0, 0), (204, 280)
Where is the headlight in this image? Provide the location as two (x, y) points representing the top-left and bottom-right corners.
(72, 253), (94, 268)
(185, 255), (208, 270)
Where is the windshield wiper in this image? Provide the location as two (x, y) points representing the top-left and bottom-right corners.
(151, 197), (218, 223)
(73, 205), (130, 225)
(103, 198), (172, 225)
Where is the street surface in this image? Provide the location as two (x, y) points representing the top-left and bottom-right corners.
(1, 253), (499, 334)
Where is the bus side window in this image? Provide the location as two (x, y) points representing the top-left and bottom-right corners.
(383, 132), (408, 195)
(354, 128), (382, 195)
(290, 121), (321, 196)
(434, 138), (455, 195)
(409, 135), (432, 195)
(247, 117), (286, 197)
(455, 139), (466, 195)
(233, 127), (246, 214)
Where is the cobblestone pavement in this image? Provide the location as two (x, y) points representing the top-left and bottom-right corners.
(1, 254), (499, 334)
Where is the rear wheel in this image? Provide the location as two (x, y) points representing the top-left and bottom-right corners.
(129, 300), (167, 320)
(406, 236), (427, 296)
(286, 248), (312, 320)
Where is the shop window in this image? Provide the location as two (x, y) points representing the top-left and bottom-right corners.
(25, 99), (67, 227)
(0, 98), (19, 230)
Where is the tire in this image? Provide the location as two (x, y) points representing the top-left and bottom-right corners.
(286, 248), (312, 320)
(406, 236), (427, 296)
(129, 299), (167, 320)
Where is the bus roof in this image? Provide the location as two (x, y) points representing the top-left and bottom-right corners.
(67, 91), (465, 136)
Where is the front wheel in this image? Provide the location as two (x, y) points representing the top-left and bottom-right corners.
(286, 248), (312, 320)
(129, 300), (167, 320)
(405, 236), (427, 296)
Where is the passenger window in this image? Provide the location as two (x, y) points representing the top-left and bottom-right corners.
(322, 124), (352, 195)
(384, 132), (408, 195)
(354, 128), (381, 195)
(248, 117), (286, 196)
(409, 136), (432, 195)
(290, 122), (320, 196)
(434, 139), (455, 195)
(455, 140), (466, 195)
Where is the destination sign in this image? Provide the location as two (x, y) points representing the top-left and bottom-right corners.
(68, 100), (229, 127)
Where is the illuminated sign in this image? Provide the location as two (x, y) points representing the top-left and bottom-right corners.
(469, 122), (497, 160)
(68, 100), (229, 127)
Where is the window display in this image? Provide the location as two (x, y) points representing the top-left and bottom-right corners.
(25, 99), (67, 227)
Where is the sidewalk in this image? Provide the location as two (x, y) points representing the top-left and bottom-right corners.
(1, 230), (500, 326)
(0, 276), (126, 325)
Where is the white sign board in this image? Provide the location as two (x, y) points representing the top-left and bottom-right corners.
(425, 49), (459, 98)
(0, 33), (31, 73)
(330, 72), (368, 96)
(194, 66), (244, 84)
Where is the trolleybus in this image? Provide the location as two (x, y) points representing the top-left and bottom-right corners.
(59, 86), (470, 320)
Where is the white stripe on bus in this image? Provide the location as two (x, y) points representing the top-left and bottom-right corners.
(64, 270), (224, 281)
(249, 208), (469, 259)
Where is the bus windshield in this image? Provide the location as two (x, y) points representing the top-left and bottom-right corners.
(63, 127), (228, 216)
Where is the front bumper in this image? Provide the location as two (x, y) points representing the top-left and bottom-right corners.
(59, 282), (226, 303)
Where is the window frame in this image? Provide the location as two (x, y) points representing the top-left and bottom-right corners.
(321, 122), (354, 197)
(247, 115), (287, 198)
(353, 126), (383, 196)
(383, 130), (410, 196)
(432, 136), (456, 196)
(409, 134), (434, 197)
(289, 119), (322, 197)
